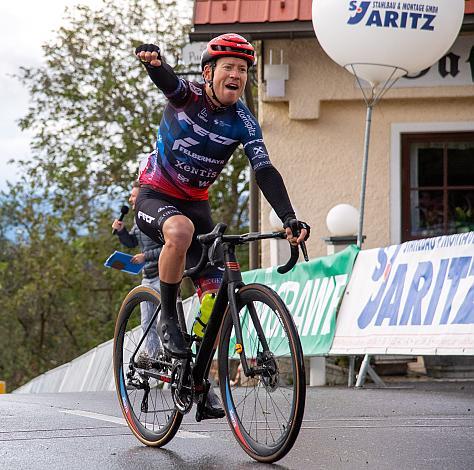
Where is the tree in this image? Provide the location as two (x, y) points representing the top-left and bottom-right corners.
(0, 0), (251, 390)
(16, 0), (190, 218)
(0, 178), (134, 390)
(16, 0), (248, 232)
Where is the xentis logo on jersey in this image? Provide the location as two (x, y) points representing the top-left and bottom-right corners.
(348, 1), (438, 31)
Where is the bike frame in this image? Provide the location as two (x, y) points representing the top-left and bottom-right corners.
(190, 231), (292, 392)
(130, 228), (300, 396)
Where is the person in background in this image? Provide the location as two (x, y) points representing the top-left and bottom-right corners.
(112, 181), (162, 367)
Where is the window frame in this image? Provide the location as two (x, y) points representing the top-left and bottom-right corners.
(401, 131), (474, 241)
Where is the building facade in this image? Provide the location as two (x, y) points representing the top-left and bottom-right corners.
(192, 0), (474, 264)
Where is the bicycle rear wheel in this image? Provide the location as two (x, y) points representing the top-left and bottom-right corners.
(218, 283), (306, 463)
(113, 286), (182, 446)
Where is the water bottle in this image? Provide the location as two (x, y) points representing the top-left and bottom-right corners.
(193, 293), (216, 338)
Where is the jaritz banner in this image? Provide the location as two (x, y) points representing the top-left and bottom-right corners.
(330, 232), (474, 355)
(240, 245), (359, 356)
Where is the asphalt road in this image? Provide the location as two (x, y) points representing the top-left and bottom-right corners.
(1, 381), (473, 469)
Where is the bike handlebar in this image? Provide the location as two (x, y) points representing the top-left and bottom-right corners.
(277, 244), (300, 274)
(183, 224), (308, 278)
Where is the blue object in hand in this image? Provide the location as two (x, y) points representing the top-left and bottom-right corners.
(104, 251), (144, 275)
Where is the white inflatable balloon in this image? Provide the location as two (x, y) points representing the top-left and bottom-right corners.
(326, 204), (359, 236)
(312, 0), (465, 86)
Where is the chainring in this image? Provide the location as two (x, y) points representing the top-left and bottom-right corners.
(170, 361), (194, 414)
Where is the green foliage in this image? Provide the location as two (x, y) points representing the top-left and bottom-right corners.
(0, 179), (134, 388)
(0, 0), (251, 390)
(16, 0), (189, 212)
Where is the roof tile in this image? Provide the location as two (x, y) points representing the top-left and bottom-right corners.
(467, 0), (474, 15)
(194, 0), (474, 25)
(194, 0), (311, 25)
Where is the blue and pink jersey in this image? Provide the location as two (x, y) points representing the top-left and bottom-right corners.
(139, 80), (272, 200)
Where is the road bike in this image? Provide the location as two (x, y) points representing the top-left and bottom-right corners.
(113, 223), (307, 463)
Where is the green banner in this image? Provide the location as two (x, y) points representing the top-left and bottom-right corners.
(241, 245), (359, 355)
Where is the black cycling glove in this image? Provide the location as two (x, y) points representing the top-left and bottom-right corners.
(283, 218), (311, 241)
(135, 44), (161, 65)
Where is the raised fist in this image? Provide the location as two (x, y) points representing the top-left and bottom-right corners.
(135, 44), (161, 67)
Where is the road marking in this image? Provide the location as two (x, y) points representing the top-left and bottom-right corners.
(59, 409), (208, 439)
(60, 409), (127, 425)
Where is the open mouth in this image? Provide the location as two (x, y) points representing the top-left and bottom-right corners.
(225, 83), (239, 91)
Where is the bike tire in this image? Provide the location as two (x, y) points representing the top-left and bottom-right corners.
(113, 285), (182, 446)
(218, 283), (306, 463)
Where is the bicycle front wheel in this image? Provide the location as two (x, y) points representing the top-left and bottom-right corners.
(113, 286), (182, 447)
(218, 283), (306, 463)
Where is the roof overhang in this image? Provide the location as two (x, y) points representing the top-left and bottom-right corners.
(190, 15), (474, 42)
(190, 21), (314, 41)
(463, 14), (474, 32)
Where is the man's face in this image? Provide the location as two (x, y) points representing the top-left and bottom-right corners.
(204, 57), (248, 106)
(129, 187), (139, 210)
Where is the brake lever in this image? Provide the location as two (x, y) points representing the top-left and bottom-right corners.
(300, 240), (309, 262)
(208, 238), (220, 266)
(290, 224), (309, 262)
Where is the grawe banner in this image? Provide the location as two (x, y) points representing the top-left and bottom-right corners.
(240, 245), (359, 356)
(330, 232), (474, 355)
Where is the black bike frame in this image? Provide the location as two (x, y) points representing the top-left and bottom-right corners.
(131, 228), (301, 394)
(191, 230), (294, 391)
(191, 241), (243, 389)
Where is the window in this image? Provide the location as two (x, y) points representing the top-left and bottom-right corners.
(401, 132), (474, 241)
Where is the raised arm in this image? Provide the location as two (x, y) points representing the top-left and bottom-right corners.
(135, 43), (189, 105)
(238, 109), (310, 244)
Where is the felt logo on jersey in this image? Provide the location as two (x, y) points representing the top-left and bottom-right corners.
(348, 1), (437, 31)
(172, 137), (199, 151)
(137, 211), (155, 224)
(177, 112), (238, 145)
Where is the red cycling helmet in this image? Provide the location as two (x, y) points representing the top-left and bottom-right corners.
(201, 33), (256, 70)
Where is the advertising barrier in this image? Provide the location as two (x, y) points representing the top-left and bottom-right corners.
(242, 245), (359, 355)
(330, 232), (474, 355)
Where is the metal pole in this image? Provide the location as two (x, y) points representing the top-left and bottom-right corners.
(357, 104), (373, 248)
(249, 174), (259, 269)
(355, 104), (373, 387)
(244, 79), (260, 270)
(355, 353), (371, 387)
(348, 356), (355, 387)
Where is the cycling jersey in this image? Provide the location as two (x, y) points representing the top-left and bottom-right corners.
(138, 60), (295, 225)
(139, 79), (272, 201)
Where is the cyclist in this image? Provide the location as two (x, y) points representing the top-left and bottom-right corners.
(112, 181), (162, 365)
(134, 33), (310, 360)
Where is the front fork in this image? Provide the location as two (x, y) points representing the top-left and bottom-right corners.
(224, 244), (270, 380)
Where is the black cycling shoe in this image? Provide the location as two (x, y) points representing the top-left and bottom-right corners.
(202, 386), (225, 419)
(201, 402), (225, 420)
(157, 310), (190, 359)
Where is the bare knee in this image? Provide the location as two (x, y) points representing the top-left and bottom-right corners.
(163, 216), (194, 253)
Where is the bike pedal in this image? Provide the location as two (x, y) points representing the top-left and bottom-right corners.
(196, 406), (226, 421)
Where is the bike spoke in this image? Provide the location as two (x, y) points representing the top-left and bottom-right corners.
(219, 285), (305, 461)
(114, 290), (183, 446)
